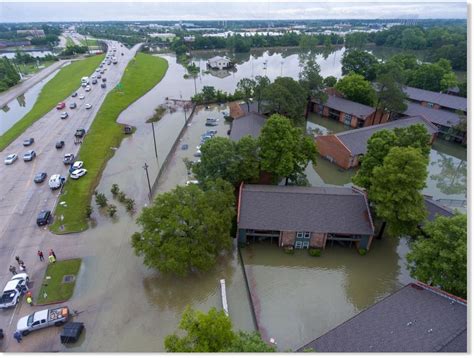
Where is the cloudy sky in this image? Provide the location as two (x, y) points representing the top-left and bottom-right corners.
(1, 1), (468, 22)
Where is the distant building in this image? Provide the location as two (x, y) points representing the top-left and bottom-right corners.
(298, 282), (467, 352)
(183, 36), (195, 42)
(16, 29), (45, 38)
(402, 86), (467, 114)
(315, 116), (438, 169)
(207, 56), (231, 70)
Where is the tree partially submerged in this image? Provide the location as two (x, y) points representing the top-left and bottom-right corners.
(335, 73), (376, 106)
(132, 179), (235, 276)
(299, 58), (327, 119)
(407, 213), (467, 298)
(164, 307), (275, 352)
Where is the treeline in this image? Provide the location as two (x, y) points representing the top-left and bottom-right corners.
(60, 45), (89, 56)
(79, 26), (144, 47)
(0, 57), (21, 92)
(13, 51), (58, 64)
(0, 24), (60, 46)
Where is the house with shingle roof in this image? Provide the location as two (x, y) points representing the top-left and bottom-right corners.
(315, 116), (438, 169)
(403, 86), (467, 113)
(237, 184), (375, 251)
(298, 281), (467, 352)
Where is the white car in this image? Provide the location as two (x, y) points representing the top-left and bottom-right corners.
(71, 161), (83, 170)
(79, 94), (85, 100)
(85, 104), (92, 109)
(4, 153), (18, 165)
(85, 86), (91, 92)
(70, 168), (87, 179)
(48, 174), (65, 190)
(0, 273), (29, 309)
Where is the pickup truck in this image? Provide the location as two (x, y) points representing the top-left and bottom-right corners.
(17, 306), (70, 336)
(0, 274), (29, 309)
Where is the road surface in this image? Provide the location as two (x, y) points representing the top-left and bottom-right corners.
(0, 40), (140, 352)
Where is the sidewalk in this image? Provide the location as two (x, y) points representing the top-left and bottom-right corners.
(0, 60), (69, 108)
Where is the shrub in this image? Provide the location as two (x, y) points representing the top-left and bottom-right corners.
(284, 246), (295, 254)
(117, 191), (127, 203)
(95, 193), (108, 208)
(125, 198), (135, 212)
(308, 248), (321, 257)
(358, 248), (367, 256)
(111, 184), (120, 196)
(107, 204), (117, 217)
(85, 205), (93, 218)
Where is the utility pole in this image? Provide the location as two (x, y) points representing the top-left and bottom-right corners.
(143, 163), (152, 200)
(184, 102), (188, 123)
(151, 121), (158, 159)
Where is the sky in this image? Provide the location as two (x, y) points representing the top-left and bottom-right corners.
(0, 1), (468, 22)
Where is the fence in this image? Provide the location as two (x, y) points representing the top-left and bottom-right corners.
(237, 246), (260, 333)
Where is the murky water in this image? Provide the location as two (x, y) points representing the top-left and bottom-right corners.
(0, 69), (60, 135)
(0, 51), (54, 59)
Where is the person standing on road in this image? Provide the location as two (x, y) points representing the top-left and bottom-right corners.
(50, 249), (57, 260)
(15, 256), (20, 265)
(13, 331), (22, 343)
(19, 262), (26, 272)
(37, 250), (44, 261)
(9, 265), (17, 275)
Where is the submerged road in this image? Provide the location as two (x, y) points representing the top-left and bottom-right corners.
(0, 40), (140, 352)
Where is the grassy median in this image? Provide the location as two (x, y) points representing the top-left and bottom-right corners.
(0, 55), (104, 152)
(50, 53), (168, 234)
(36, 259), (82, 305)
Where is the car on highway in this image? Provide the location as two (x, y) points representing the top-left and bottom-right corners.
(48, 174), (65, 190)
(34, 172), (47, 184)
(79, 94), (85, 100)
(71, 92), (78, 98)
(70, 168), (87, 179)
(63, 153), (75, 165)
(100, 69), (105, 74)
(101, 83), (106, 88)
(60, 112), (69, 119)
(75, 129), (86, 138)
(69, 102), (77, 109)
(92, 79), (97, 85)
(0, 273), (29, 309)
(55, 141), (65, 149)
(107, 61), (111, 65)
(85, 86), (91, 92)
(56, 102), (66, 110)
(23, 150), (36, 162)
(81, 83), (87, 88)
(36, 210), (51, 226)
(23, 138), (34, 146)
(102, 77), (107, 82)
(85, 103), (92, 109)
(97, 74), (102, 79)
(4, 153), (18, 165)
(17, 306), (70, 336)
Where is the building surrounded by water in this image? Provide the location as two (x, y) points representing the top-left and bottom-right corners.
(207, 55), (232, 70)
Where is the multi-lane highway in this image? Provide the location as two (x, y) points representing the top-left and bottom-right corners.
(0, 39), (140, 351)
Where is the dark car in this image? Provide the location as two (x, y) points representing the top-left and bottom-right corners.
(101, 83), (106, 88)
(36, 210), (51, 226)
(56, 141), (65, 149)
(23, 138), (34, 146)
(71, 92), (78, 98)
(69, 103), (77, 109)
(34, 172), (47, 183)
(75, 129), (86, 138)
(102, 78), (106, 82)
(91, 79), (98, 85)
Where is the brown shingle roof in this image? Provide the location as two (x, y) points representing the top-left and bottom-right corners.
(424, 196), (454, 222)
(238, 185), (374, 235)
(403, 102), (462, 128)
(321, 94), (376, 118)
(229, 112), (267, 141)
(403, 86), (467, 112)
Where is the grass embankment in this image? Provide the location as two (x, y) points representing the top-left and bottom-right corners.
(0, 55), (104, 152)
(80, 39), (98, 47)
(36, 259), (82, 305)
(65, 36), (75, 47)
(18, 60), (56, 75)
(50, 53), (168, 234)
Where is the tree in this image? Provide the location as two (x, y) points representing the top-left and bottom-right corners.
(0, 57), (20, 92)
(299, 58), (327, 119)
(236, 78), (256, 112)
(341, 49), (378, 81)
(259, 114), (317, 184)
(400, 27), (427, 49)
(201, 86), (216, 102)
(235, 135), (261, 184)
(407, 213), (467, 298)
(440, 72), (458, 92)
(132, 179), (235, 276)
(323, 76), (337, 88)
(369, 147), (428, 237)
(344, 32), (369, 49)
(253, 75), (270, 113)
(335, 73), (376, 106)
(375, 72), (407, 118)
(262, 77), (307, 125)
(164, 307), (275, 352)
(406, 59), (456, 92)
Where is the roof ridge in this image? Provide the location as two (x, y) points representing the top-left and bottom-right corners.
(336, 116), (424, 137)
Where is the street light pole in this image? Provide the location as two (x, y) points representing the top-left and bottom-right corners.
(151, 122), (158, 159)
(143, 163), (152, 200)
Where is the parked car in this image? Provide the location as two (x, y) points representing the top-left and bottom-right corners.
(205, 118), (218, 126)
(56, 102), (66, 110)
(55, 141), (65, 149)
(23, 138), (34, 146)
(101, 83), (106, 89)
(23, 150), (36, 162)
(63, 153), (75, 165)
(36, 210), (51, 226)
(85, 104), (92, 109)
(71, 161), (83, 170)
(60, 112), (69, 119)
(75, 129), (86, 138)
(186, 180), (199, 185)
(34, 172), (47, 184)
(85, 86), (91, 92)
(4, 153), (18, 165)
(70, 168), (87, 179)
(17, 306), (70, 336)
(71, 92), (78, 98)
(69, 102), (77, 109)
(48, 174), (65, 190)
(0, 273), (29, 309)
(79, 94), (85, 100)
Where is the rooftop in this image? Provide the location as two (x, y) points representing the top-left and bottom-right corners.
(229, 112), (267, 141)
(238, 185), (374, 235)
(321, 94), (376, 118)
(403, 102), (462, 128)
(334, 116), (438, 156)
(208, 55), (229, 62)
(424, 196), (454, 222)
(298, 282), (467, 352)
(403, 86), (467, 112)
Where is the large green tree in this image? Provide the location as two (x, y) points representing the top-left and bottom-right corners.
(259, 114), (317, 185)
(132, 179), (235, 276)
(299, 58), (327, 119)
(335, 73), (376, 106)
(253, 75), (271, 113)
(407, 213), (467, 298)
(369, 146), (429, 237)
(375, 72), (407, 118)
(341, 49), (378, 81)
(164, 307), (275, 352)
(236, 77), (256, 112)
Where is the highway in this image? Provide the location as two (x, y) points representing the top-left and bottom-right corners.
(0, 39), (140, 351)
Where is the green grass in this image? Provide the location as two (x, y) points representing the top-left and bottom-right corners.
(80, 38), (98, 47)
(36, 259), (82, 305)
(0, 55), (104, 152)
(50, 53), (168, 234)
(65, 36), (75, 47)
(17, 60), (56, 75)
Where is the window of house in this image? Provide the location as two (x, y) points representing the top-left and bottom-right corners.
(344, 113), (352, 126)
(427, 102), (434, 108)
(296, 232), (311, 239)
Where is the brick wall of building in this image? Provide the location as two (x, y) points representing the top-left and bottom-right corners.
(310, 233), (327, 248)
(280, 231), (296, 247)
(316, 135), (353, 169)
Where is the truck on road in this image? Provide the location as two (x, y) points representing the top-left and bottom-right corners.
(0, 274), (29, 309)
(81, 76), (89, 86)
(17, 306), (70, 336)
